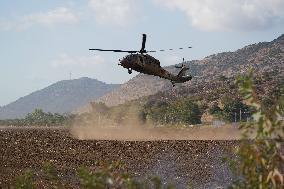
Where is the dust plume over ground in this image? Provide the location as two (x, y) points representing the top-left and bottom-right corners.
(70, 124), (242, 141)
(72, 102), (242, 140)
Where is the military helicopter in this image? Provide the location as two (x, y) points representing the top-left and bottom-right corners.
(89, 34), (192, 86)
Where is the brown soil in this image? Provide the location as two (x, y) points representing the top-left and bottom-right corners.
(0, 126), (238, 189)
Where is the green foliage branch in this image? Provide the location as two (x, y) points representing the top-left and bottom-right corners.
(229, 69), (284, 189)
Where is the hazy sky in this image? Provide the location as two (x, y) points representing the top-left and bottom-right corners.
(1, 0), (284, 106)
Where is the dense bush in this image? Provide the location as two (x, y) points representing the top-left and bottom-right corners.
(144, 98), (202, 125)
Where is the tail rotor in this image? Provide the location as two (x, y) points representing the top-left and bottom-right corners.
(175, 58), (190, 77)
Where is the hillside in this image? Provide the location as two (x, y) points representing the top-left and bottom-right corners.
(144, 69), (283, 109)
(97, 74), (172, 106)
(0, 77), (120, 119)
(98, 34), (284, 106)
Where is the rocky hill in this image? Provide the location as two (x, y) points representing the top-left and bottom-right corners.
(145, 69), (283, 109)
(0, 77), (120, 119)
(97, 74), (172, 106)
(98, 34), (284, 106)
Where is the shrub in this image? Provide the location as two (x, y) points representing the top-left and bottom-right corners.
(12, 161), (176, 189)
(14, 170), (36, 189)
(144, 98), (202, 125)
(229, 69), (284, 188)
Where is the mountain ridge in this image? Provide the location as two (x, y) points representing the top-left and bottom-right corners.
(0, 77), (120, 119)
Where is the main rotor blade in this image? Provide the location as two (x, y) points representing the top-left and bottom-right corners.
(89, 46), (192, 53)
(89, 49), (138, 53)
(147, 46), (192, 53)
(140, 34), (147, 53)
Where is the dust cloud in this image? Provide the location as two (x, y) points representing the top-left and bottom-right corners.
(70, 103), (242, 141)
(70, 123), (242, 141)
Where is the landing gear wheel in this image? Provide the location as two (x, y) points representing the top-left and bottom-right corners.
(128, 69), (132, 74)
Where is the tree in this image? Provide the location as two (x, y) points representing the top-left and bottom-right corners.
(208, 103), (222, 115)
(23, 109), (73, 126)
(25, 109), (46, 125)
(222, 99), (251, 122)
(172, 99), (202, 124)
(144, 98), (202, 125)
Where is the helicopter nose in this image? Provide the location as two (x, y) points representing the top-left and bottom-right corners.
(119, 59), (127, 68)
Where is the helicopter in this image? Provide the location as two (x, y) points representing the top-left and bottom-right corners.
(89, 34), (192, 86)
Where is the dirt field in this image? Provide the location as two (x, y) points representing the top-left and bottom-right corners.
(0, 126), (239, 189)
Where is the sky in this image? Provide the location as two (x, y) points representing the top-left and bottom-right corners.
(0, 0), (284, 106)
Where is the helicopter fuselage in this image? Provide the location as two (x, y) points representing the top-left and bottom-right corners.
(119, 54), (192, 84)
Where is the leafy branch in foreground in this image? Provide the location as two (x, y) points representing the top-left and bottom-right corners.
(229, 69), (284, 189)
(13, 161), (176, 189)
